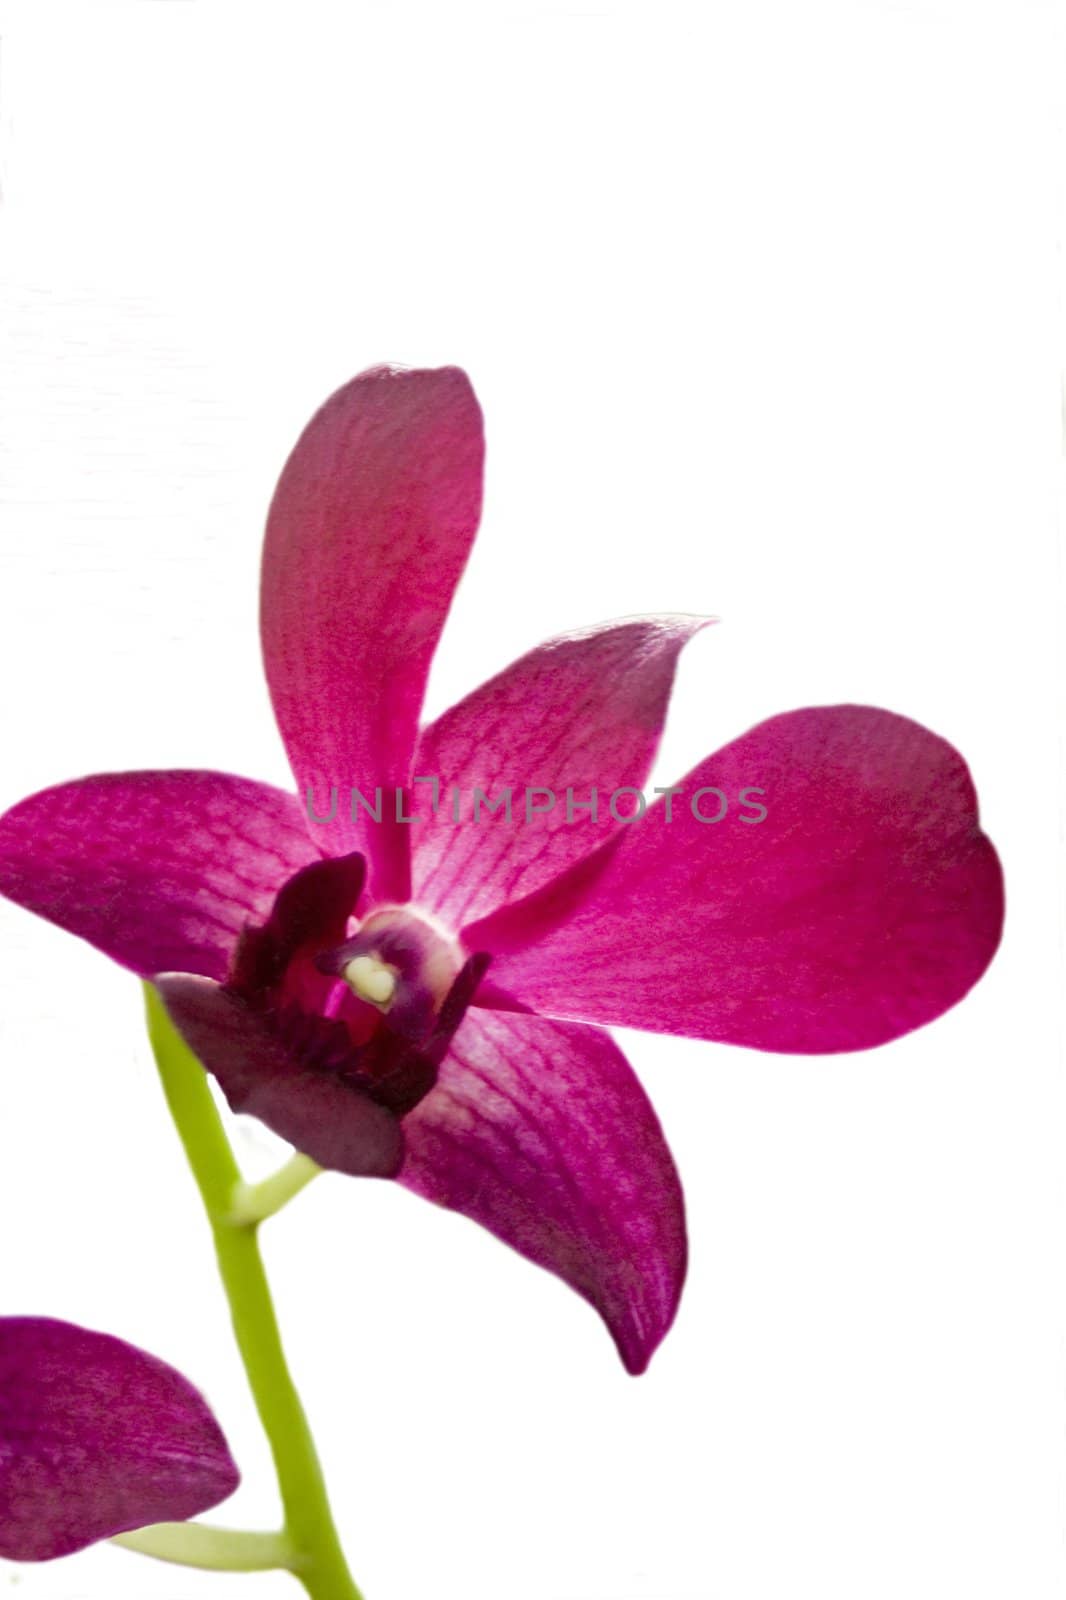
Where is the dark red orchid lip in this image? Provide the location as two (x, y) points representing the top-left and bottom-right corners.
(155, 869), (495, 1176)
(0, 363), (1002, 1395)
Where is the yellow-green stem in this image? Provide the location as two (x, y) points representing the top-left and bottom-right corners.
(143, 983), (364, 1600)
(113, 1524), (293, 1571)
(229, 1152), (322, 1227)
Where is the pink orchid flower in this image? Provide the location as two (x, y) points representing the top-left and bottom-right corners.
(0, 365), (1003, 1375)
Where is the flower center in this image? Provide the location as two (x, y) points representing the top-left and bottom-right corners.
(323, 903), (465, 1041)
(226, 853), (488, 1119)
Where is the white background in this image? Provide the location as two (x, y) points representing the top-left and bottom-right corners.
(0, 2), (1062, 1597)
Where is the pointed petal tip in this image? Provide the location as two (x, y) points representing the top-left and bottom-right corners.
(414, 612), (712, 926)
(550, 611), (716, 646)
(400, 1011), (687, 1376)
(616, 1247), (688, 1377)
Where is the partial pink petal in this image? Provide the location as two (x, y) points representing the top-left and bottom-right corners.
(0, 1316), (238, 1561)
(466, 706), (1004, 1053)
(412, 616), (709, 926)
(155, 975), (404, 1177)
(261, 365), (485, 902)
(400, 1009), (686, 1374)
(0, 772), (317, 980)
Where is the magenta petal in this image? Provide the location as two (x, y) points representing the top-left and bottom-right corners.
(0, 771), (317, 981)
(261, 365), (485, 902)
(0, 1316), (238, 1561)
(399, 1009), (686, 1374)
(412, 616), (709, 926)
(467, 706), (1004, 1053)
(155, 975), (404, 1177)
